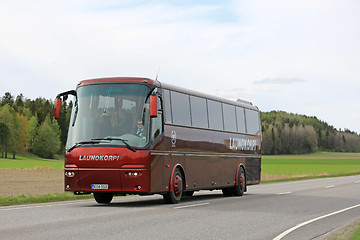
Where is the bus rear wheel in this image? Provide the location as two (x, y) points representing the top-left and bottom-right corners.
(163, 168), (183, 204)
(94, 192), (114, 204)
(234, 167), (246, 196)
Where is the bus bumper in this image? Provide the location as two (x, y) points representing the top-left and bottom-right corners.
(64, 167), (151, 194)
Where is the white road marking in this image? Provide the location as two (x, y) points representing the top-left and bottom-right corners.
(354, 181), (360, 184)
(174, 202), (210, 209)
(277, 192), (292, 195)
(273, 203), (360, 240)
(325, 185), (335, 188)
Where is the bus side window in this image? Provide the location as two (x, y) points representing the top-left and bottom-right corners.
(171, 91), (191, 126)
(245, 108), (260, 135)
(223, 103), (236, 132)
(190, 95), (208, 128)
(208, 100), (224, 130)
(163, 89), (172, 124)
(151, 96), (163, 143)
(236, 106), (246, 133)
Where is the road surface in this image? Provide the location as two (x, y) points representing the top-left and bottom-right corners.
(1, 175), (360, 240)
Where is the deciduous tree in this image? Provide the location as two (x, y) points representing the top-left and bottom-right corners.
(28, 115), (38, 149)
(0, 105), (19, 158)
(31, 117), (61, 159)
(16, 113), (30, 156)
(0, 122), (9, 158)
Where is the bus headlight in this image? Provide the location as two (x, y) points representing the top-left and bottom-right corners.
(126, 171), (142, 177)
(65, 171), (75, 177)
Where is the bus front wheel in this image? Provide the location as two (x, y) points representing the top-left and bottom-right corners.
(163, 168), (183, 204)
(94, 192), (114, 204)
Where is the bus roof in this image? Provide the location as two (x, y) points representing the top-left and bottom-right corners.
(78, 77), (158, 86)
(78, 77), (259, 111)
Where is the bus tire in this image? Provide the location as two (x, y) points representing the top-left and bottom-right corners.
(234, 167), (246, 196)
(163, 168), (183, 204)
(94, 192), (114, 204)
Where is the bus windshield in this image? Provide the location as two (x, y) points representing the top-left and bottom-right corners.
(66, 83), (151, 150)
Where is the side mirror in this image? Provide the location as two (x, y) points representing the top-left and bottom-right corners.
(54, 97), (62, 119)
(54, 90), (77, 120)
(150, 95), (158, 118)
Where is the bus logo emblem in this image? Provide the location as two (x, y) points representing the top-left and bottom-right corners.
(171, 131), (176, 147)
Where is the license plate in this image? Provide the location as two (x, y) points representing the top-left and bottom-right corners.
(91, 184), (108, 190)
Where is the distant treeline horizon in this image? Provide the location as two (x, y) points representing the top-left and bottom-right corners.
(0, 92), (359, 158)
(261, 111), (360, 154)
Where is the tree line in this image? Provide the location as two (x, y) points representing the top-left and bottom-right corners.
(261, 111), (360, 154)
(0, 92), (72, 159)
(1, 92), (359, 158)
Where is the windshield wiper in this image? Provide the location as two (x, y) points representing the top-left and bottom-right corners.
(91, 137), (137, 152)
(67, 140), (102, 153)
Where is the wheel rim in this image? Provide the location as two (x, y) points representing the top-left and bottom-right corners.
(174, 174), (183, 197)
(239, 172), (245, 191)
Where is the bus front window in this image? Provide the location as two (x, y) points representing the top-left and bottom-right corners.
(66, 84), (151, 150)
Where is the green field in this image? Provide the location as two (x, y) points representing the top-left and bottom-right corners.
(1, 152), (360, 177)
(262, 152), (360, 179)
(0, 153), (64, 170)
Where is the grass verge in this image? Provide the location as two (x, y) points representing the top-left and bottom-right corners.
(0, 193), (93, 207)
(261, 171), (360, 184)
(329, 220), (360, 240)
(351, 227), (360, 240)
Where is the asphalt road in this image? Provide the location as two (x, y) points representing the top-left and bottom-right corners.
(1, 175), (360, 240)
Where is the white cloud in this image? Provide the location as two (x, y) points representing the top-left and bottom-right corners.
(254, 77), (306, 85)
(0, 0), (359, 133)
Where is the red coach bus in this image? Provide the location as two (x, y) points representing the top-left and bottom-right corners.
(54, 77), (261, 204)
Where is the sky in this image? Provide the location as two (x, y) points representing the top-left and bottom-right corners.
(0, 0), (359, 133)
